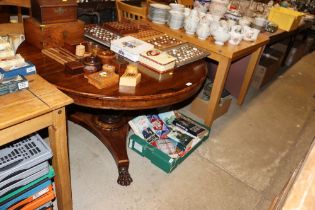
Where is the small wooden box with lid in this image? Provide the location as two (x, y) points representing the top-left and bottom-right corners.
(31, 0), (77, 24)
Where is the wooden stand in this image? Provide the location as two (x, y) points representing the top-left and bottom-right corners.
(70, 110), (133, 186)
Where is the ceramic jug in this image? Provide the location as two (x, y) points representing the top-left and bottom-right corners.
(184, 10), (200, 35)
(8, 33), (25, 52)
(212, 26), (230, 45)
(229, 25), (243, 45)
(196, 22), (210, 40)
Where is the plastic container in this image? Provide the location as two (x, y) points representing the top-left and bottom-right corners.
(268, 7), (304, 31)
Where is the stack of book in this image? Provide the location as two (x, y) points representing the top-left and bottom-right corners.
(129, 111), (209, 159)
(0, 37), (36, 96)
(0, 133), (55, 209)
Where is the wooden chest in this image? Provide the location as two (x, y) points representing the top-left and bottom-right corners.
(23, 18), (84, 49)
(31, 0), (77, 24)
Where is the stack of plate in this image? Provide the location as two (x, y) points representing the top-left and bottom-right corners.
(148, 3), (171, 24)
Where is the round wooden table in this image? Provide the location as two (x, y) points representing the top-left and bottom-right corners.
(19, 43), (207, 186)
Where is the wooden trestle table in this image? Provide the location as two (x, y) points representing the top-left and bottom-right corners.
(143, 20), (270, 126)
(0, 74), (73, 210)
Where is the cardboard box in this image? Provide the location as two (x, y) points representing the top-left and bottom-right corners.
(251, 53), (282, 89)
(128, 116), (210, 173)
(0, 62), (36, 78)
(190, 95), (232, 120)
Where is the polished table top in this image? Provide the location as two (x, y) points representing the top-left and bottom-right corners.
(18, 43), (207, 110)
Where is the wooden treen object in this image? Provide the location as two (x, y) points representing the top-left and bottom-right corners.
(115, 0), (147, 22)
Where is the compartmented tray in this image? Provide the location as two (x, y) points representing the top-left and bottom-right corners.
(0, 133), (52, 182)
(142, 34), (185, 50)
(84, 24), (121, 47)
(164, 43), (210, 67)
(128, 114), (210, 173)
(129, 29), (164, 40)
(102, 21), (140, 35)
(0, 166), (54, 204)
(0, 179), (52, 210)
(0, 161), (48, 190)
(0, 163), (49, 196)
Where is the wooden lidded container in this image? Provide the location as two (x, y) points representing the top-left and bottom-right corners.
(23, 18), (84, 49)
(31, 0), (77, 24)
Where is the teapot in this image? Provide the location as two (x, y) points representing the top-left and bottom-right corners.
(212, 26), (230, 45)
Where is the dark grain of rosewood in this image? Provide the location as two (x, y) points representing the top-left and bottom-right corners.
(18, 42), (207, 186)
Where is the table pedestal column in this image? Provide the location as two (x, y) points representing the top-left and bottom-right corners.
(70, 110), (133, 186)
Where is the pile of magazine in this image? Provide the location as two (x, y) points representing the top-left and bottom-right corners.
(129, 111), (209, 159)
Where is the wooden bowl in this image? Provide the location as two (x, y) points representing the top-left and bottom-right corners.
(97, 50), (116, 65)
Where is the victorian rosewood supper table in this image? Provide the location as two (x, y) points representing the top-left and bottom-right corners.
(143, 20), (270, 126)
(18, 43), (207, 186)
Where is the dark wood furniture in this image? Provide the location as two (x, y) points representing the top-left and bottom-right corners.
(18, 43), (207, 186)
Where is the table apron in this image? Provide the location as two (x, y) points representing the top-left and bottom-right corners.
(0, 112), (52, 146)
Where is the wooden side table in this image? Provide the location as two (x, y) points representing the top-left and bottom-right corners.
(0, 75), (73, 210)
(143, 20), (269, 126)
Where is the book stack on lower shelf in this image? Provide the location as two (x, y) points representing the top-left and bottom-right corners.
(0, 133), (55, 210)
(128, 111), (210, 173)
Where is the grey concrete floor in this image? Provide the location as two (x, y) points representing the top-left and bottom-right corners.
(66, 51), (315, 210)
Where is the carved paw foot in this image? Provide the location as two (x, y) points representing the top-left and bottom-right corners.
(117, 167), (133, 186)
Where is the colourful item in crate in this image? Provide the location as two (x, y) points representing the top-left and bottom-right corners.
(268, 7), (304, 31)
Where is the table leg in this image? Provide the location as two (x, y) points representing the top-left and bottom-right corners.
(237, 46), (264, 105)
(48, 108), (73, 210)
(70, 111), (133, 186)
(204, 56), (231, 127)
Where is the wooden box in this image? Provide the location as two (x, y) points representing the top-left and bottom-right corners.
(24, 18), (84, 49)
(31, 0), (77, 24)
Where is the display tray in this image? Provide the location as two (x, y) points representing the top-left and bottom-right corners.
(142, 34), (185, 50)
(84, 24), (121, 47)
(102, 21), (140, 35)
(0, 133), (52, 183)
(128, 115), (210, 173)
(0, 161), (48, 190)
(164, 43), (210, 67)
(0, 166), (54, 204)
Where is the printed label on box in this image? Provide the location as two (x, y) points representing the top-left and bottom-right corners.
(134, 142), (143, 153)
(26, 66), (36, 73)
(129, 139), (133, 148)
(18, 81), (29, 90)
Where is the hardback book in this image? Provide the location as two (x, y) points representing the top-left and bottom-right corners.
(0, 75), (29, 96)
(128, 115), (159, 144)
(139, 49), (176, 73)
(110, 36), (154, 62)
(159, 111), (208, 139)
(0, 62), (36, 79)
(151, 138), (180, 159)
(167, 127), (194, 151)
(146, 114), (170, 139)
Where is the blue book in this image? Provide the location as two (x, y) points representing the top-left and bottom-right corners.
(0, 62), (36, 78)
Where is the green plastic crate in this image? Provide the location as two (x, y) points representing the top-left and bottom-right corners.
(128, 118), (210, 173)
